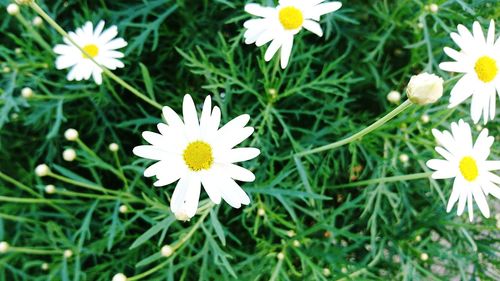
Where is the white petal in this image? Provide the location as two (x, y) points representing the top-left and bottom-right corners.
(162, 106), (184, 129)
(265, 36), (283, 62)
(219, 147), (260, 163)
(472, 187), (490, 218)
(484, 161), (500, 171)
(199, 95), (212, 128)
(307, 2), (342, 17)
(467, 192), (474, 222)
(92, 68), (103, 85)
(55, 56), (78, 70)
(256, 29), (277, 47)
(280, 34), (294, 69)
(104, 38), (127, 50)
(426, 159), (449, 171)
(448, 74), (476, 107)
(456, 188), (467, 215)
(133, 145), (170, 160)
(439, 61), (468, 73)
(219, 177), (250, 208)
(245, 3), (274, 17)
(482, 180), (500, 199)
(446, 177), (462, 212)
(472, 21), (486, 46)
(94, 20), (105, 37)
(182, 94), (200, 139)
(486, 20), (495, 46)
(224, 164), (256, 182)
(303, 20), (323, 37)
(98, 25), (118, 43)
(199, 171), (222, 204)
(170, 175), (201, 218)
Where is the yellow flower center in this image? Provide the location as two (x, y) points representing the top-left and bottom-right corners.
(459, 156), (479, 182)
(474, 56), (498, 83)
(183, 141), (214, 171)
(278, 6), (303, 30)
(81, 44), (99, 59)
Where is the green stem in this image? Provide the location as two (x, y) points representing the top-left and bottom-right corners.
(0, 195), (78, 204)
(14, 13), (53, 52)
(48, 172), (126, 198)
(9, 247), (62, 255)
(127, 206), (213, 281)
(28, 2), (162, 110)
(331, 172), (432, 189)
(296, 100), (413, 157)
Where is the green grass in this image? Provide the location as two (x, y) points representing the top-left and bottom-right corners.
(1, 0), (499, 280)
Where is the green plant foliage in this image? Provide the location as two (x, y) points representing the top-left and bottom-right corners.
(0, 0), (499, 280)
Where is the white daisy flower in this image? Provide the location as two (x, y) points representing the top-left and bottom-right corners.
(133, 94), (260, 220)
(243, 0), (342, 69)
(439, 20), (499, 124)
(53, 21), (127, 85)
(426, 119), (500, 222)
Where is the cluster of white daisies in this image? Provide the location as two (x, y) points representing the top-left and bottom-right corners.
(15, 0), (498, 222)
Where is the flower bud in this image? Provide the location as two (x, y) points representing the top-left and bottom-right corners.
(174, 211), (191, 222)
(119, 205), (128, 213)
(0, 241), (9, 253)
(7, 4), (20, 15)
(112, 273), (127, 281)
(386, 90), (401, 104)
(277, 252), (285, 260)
(45, 184), (56, 194)
(406, 73), (443, 105)
(420, 252), (429, 261)
(21, 87), (33, 98)
(63, 249), (73, 258)
(161, 245), (173, 257)
(63, 148), (76, 162)
(15, 0), (33, 5)
(109, 143), (119, 152)
(35, 164), (50, 177)
(32, 16), (43, 26)
(64, 128), (78, 141)
(41, 263), (49, 271)
(421, 114), (430, 124)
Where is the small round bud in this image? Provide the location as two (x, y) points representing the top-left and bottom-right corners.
(2, 66), (11, 73)
(322, 268), (331, 277)
(0, 241), (10, 253)
(277, 252), (285, 260)
(119, 205), (128, 214)
(286, 230), (295, 237)
(174, 211), (191, 222)
(64, 128), (79, 141)
(417, 22), (424, 29)
(7, 4), (20, 15)
(109, 143), (119, 152)
(421, 114), (430, 124)
(429, 4), (439, 13)
(292, 240), (300, 247)
(112, 273), (127, 281)
(41, 263), (49, 271)
(392, 255), (401, 264)
(161, 245), (173, 257)
(475, 124), (482, 132)
(399, 154), (409, 163)
(415, 235), (422, 242)
(35, 164), (50, 177)
(257, 208), (265, 216)
(63, 148), (76, 162)
(45, 184), (56, 194)
(11, 113), (19, 120)
(341, 267), (348, 274)
(32, 16), (43, 26)
(14, 48), (22, 55)
(63, 249), (73, 258)
(21, 87), (33, 98)
(386, 90), (401, 104)
(420, 252), (429, 261)
(406, 73), (443, 105)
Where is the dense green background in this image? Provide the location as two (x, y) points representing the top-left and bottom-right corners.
(1, 0), (499, 280)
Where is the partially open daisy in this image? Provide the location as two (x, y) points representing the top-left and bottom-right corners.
(439, 20), (499, 124)
(133, 95), (260, 220)
(243, 0), (342, 69)
(53, 21), (127, 85)
(426, 119), (500, 222)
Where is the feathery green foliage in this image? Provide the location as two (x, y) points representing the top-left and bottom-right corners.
(0, 0), (499, 280)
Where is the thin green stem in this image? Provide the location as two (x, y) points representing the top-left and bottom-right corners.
(48, 172), (127, 198)
(28, 2), (162, 110)
(14, 13), (52, 52)
(296, 99), (413, 157)
(127, 205), (213, 281)
(331, 172), (433, 189)
(0, 195), (78, 204)
(9, 247), (62, 255)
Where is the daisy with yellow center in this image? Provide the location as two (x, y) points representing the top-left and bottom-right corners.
(53, 21), (127, 85)
(133, 95), (260, 220)
(426, 119), (500, 222)
(243, 0), (342, 69)
(439, 20), (500, 124)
